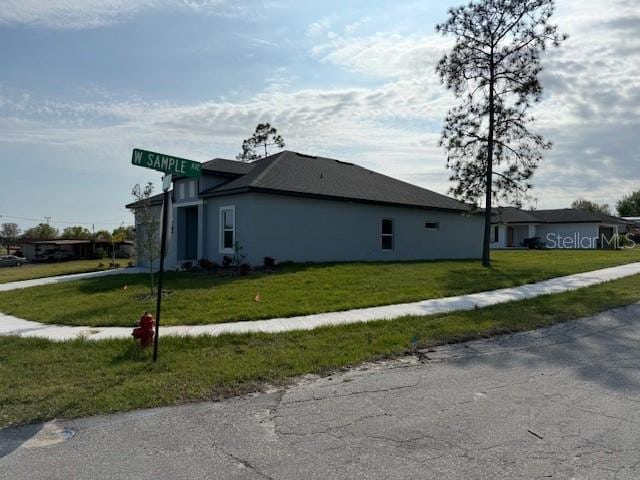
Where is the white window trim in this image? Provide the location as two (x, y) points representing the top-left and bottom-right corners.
(189, 180), (196, 198)
(381, 218), (394, 251)
(219, 205), (235, 254)
(178, 182), (185, 200)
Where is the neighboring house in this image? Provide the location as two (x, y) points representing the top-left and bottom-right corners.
(22, 239), (135, 261)
(126, 150), (483, 268)
(490, 207), (632, 249)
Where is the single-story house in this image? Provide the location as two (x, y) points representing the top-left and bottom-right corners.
(490, 207), (633, 249)
(127, 150), (484, 268)
(22, 239), (135, 261)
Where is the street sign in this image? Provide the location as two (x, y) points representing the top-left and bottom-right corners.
(131, 148), (202, 178)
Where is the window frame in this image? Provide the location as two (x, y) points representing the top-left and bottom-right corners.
(178, 182), (185, 200)
(381, 218), (394, 251)
(493, 225), (499, 243)
(219, 205), (235, 254)
(189, 180), (196, 198)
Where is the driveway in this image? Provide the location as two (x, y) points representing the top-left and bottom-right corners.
(2, 304), (640, 479)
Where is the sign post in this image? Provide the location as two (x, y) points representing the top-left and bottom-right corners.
(131, 148), (202, 362)
(153, 176), (171, 363)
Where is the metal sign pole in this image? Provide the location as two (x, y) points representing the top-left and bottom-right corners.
(153, 175), (172, 363)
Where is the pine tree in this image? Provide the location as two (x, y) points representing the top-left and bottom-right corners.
(436, 0), (566, 266)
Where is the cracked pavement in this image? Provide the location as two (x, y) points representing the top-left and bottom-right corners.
(2, 304), (640, 479)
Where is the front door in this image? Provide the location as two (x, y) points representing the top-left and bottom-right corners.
(507, 227), (514, 247)
(178, 206), (199, 260)
(184, 207), (198, 259)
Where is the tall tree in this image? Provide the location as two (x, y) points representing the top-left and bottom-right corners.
(617, 190), (640, 217)
(131, 183), (160, 295)
(23, 223), (59, 240)
(61, 225), (92, 239)
(436, 0), (566, 266)
(571, 198), (611, 215)
(236, 123), (285, 162)
(0, 222), (21, 254)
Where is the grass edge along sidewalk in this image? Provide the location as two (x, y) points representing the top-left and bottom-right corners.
(0, 259), (112, 285)
(2, 272), (640, 428)
(1, 250), (639, 327)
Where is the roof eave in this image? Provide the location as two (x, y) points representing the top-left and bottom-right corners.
(201, 186), (472, 214)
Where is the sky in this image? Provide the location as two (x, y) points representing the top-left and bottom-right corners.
(0, 0), (639, 230)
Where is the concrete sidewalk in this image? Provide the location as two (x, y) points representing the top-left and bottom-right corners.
(1, 262), (640, 341)
(0, 267), (146, 292)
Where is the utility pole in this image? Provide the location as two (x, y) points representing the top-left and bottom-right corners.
(44, 216), (51, 224)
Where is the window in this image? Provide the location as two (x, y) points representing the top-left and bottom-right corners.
(178, 182), (185, 200)
(220, 206), (235, 253)
(493, 225), (499, 243)
(381, 219), (393, 250)
(189, 180), (196, 198)
(425, 221), (439, 230)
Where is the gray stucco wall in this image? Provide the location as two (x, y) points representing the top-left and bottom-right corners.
(198, 192), (483, 266)
(537, 223), (600, 249)
(490, 222), (604, 249)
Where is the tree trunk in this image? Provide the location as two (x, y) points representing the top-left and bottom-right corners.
(482, 52), (496, 268)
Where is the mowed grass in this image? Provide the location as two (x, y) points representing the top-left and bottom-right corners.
(0, 259), (110, 284)
(0, 249), (639, 327)
(2, 272), (640, 428)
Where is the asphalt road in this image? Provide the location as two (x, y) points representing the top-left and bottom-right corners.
(2, 304), (640, 479)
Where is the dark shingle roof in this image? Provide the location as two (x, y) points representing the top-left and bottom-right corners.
(491, 207), (540, 223)
(201, 158), (254, 177)
(126, 192), (165, 209)
(492, 207), (632, 225)
(201, 151), (471, 212)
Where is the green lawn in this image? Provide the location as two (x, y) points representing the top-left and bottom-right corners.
(0, 250), (639, 327)
(2, 272), (640, 428)
(0, 259), (111, 284)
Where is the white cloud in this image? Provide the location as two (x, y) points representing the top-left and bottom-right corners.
(1, 0), (638, 210)
(0, 0), (232, 29)
(311, 31), (451, 80)
(304, 0), (640, 209)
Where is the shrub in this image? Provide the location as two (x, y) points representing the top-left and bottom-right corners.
(222, 256), (232, 268)
(127, 261), (135, 268)
(181, 261), (193, 271)
(97, 263), (104, 268)
(263, 256), (276, 268)
(239, 263), (251, 276)
(198, 258), (216, 271)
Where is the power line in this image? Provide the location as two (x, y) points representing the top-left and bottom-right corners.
(0, 214), (131, 226)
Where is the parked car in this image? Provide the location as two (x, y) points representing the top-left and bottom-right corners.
(0, 255), (28, 267)
(36, 249), (76, 262)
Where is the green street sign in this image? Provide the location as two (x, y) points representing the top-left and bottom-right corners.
(131, 148), (202, 178)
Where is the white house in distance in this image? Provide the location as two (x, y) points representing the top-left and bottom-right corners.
(490, 206), (632, 249)
(127, 150), (484, 268)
